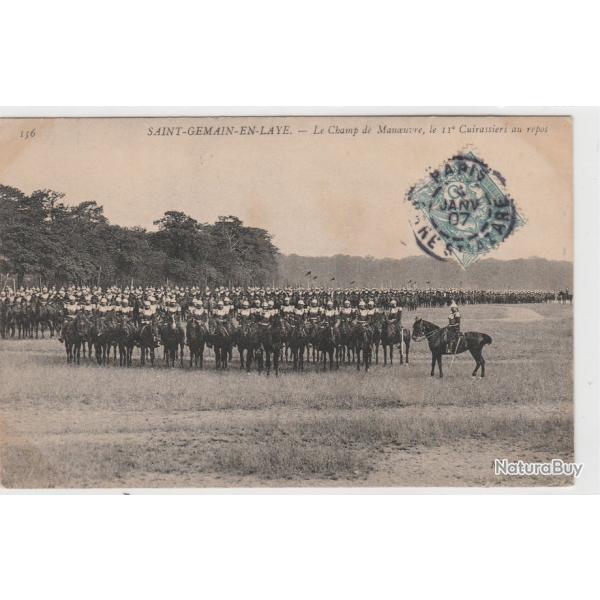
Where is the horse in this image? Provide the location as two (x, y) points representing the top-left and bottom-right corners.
(288, 320), (308, 371)
(380, 318), (411, 365)
(139, 320), (161, 367)
(412, 317), (492, 378)
(62, 316), (91, 365)
(351, 320), (373, 371)
(335, 319), (355, 365)
(236, 320), (262, 372)
(315, 321), (338, 371)
(186, 317), (207, 368)
(371, 314), (383, 364)
(160, 313), (186, 368)
(1, 303), (16, 338)
(91, 315), (116, 365)
(206, 317), (232, 370)
(32, 298), (55, 338)
(260, 315), (286, 376)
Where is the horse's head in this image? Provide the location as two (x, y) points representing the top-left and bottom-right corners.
(412, 317), (423, 340)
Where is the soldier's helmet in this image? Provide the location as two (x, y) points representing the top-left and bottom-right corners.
(327, 300), (333, 308)
(297, 299), (305, 307)
(390, 300), (397, 306)
(100, 297), (108, 305)
(262, 301), (269, 309)
(122, 298), (129, 306)
(358, 300), (365, 308)
(143, 300), (151, 307)
(69, 295), (76, 302)
(368, 300), (374, 307)
(344, 300), (350, 307)
(283, 297), (290, 304)
(242, 300), (249, 308)
(217, 300), (224, 308)
(224, 297), (230, 305)
(42, 287), (48, 293)
(192, 298), (201, 306)
(311, 298), (317, 306)
(268, 300), (274, 308)
(450, 300), (458, 310)
(254, 298), (261, 306)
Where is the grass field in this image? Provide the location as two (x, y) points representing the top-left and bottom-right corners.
(0, 303), (573, 488)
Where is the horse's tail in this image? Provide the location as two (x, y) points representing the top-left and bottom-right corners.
(482, 334), (492, 345)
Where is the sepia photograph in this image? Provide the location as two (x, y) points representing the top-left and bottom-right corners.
(0, 115), (575, 488)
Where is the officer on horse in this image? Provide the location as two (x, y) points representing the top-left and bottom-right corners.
(446, 300), (461, 352)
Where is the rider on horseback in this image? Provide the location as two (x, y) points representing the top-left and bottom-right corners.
(355, 300), (369, 322)
(446, 300), (461, 352)
(322, 300), (337, 324)
(387, 299), (402, 323)
(339, 299), (354, 320)
(237, 299), (252, 321)
(280, 296), (295, 318)
(58, 295), (79, 342)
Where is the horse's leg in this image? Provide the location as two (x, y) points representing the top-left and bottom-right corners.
(405, 338), (410, 364)
(356, 347), (361, 371)
(431, 352), (436, 376)
(265, 350), (271, 376)
(437, 353), (443, 377)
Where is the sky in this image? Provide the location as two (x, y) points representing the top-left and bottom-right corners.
(0, 115), (573, 261)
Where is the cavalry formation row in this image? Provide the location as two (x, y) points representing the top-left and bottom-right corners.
(0, 283), (565, 374)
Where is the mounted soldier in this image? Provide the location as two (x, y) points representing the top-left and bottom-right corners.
(212, 300), (229, 321)
(355, 300), (369, 322)
(97, 297), (111, 316)
(119, 297), (133, 320)
(188, 298), (207, 321)
(387, 299), (402, 323)
(280, 296), (295, 318)
(58, 295), (79, 342)
(339, 299), (354, 320)
(366, 300), (376, 319)
(293, 299), (305, 321)
(237, 299), (252, 321)
(322, 300), (338, 324)
(140, 300), (155, 324)
(446, 300), (461, 352)
(306, 298), (321, 322)
(222, 296), (233, 316)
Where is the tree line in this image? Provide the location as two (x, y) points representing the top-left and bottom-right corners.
(0, 185), (279, 288)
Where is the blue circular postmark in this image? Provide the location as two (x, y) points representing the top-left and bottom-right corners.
(406, 150), (525, 268)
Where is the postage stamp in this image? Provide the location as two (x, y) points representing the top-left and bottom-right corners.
(406, 150), (525, 268)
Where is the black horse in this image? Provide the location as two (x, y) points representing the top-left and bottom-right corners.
(380, 318), (411, 366)
(160, 313), (186, 368)
(412, 318), (492, 378)
(351, 321), (373, 371)
(139, 321), (161, 367)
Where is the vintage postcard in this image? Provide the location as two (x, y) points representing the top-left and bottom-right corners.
(0, 115), (575, 488)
